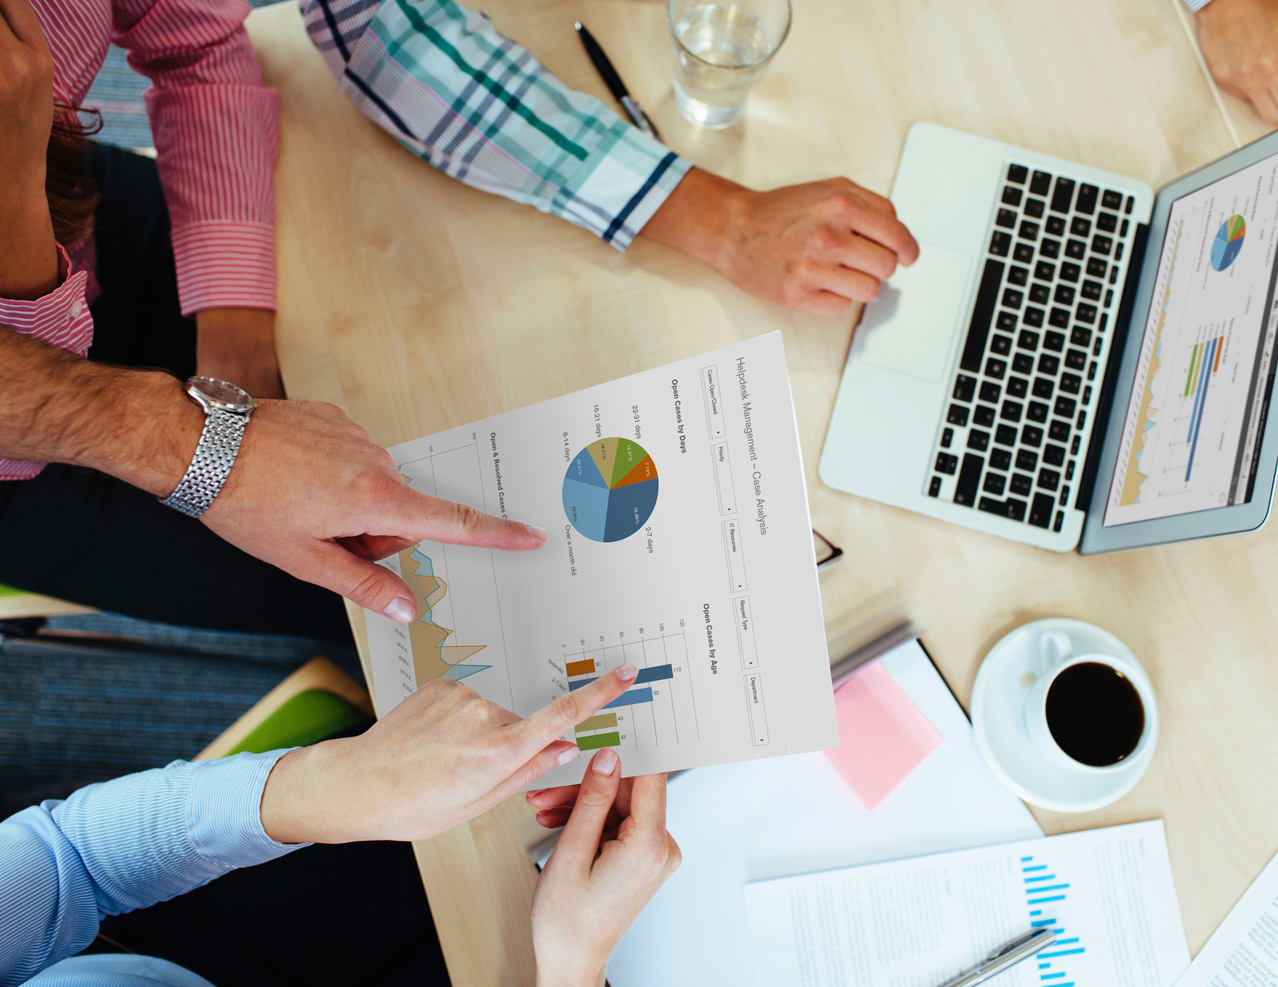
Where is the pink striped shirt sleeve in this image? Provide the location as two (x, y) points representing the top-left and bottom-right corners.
(112, 0), (280, 317)
(0, 245), (93, 481)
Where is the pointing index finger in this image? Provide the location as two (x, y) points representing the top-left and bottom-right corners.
(513, 664), (639, 755)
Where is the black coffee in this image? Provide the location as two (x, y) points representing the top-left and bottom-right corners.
(1044, 662), (1145, 767)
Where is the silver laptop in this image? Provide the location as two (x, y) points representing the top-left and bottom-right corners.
(820, 122), (1278, 554)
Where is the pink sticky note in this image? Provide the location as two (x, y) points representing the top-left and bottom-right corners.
(824, 659), (944, 809)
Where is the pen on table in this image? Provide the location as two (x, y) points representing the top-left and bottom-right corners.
(934, 928), (1057, 987)
(574, 22), (662, 142)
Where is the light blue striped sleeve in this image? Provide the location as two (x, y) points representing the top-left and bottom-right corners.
(0, 752), (304, 987)
(300, 0), (692, 250)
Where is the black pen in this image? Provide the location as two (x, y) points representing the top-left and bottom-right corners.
(574, 22), (661, 142)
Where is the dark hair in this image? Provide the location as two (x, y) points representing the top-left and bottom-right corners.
(45, 105), (101, 246)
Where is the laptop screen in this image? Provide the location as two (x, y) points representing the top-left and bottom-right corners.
(1103, 150), (1278, 527)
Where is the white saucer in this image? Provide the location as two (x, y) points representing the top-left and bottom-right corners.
(970, 618), (1158, 813)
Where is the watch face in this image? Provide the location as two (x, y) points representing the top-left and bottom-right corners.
(188, 376), (257, 414)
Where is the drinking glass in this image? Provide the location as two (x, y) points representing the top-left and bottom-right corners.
(666, 0), (792, 129)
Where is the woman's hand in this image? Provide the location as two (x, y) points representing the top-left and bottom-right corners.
(1197, 0), (1278, 125)
(530, 751), (681, 987)
(0, 0), (58, 299)
(259, 664), (641, 844)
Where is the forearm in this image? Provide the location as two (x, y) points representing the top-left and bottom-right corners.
(0, 326), (200, 495)
(639, 168), (746, 270)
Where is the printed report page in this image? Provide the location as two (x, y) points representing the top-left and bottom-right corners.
(1105, 151), (1278, 525)
(364, 332), (835, 785)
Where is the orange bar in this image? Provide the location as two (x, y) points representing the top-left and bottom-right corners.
(1214, 336), (1223, 372)
(566, 658), (596, 677)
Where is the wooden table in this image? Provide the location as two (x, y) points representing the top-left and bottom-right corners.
(247, 1), (1278, 982)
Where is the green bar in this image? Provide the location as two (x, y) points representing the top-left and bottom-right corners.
(576, 731), (621, 751)
(1185, 344), (1199, 396)
(576, 712), (618, 732)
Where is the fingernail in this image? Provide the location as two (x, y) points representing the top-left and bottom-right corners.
(591, 747), (619, 775)
(526, 788), (546, 798)
(383, 598), (416, 624)
(617, 663), (639, 681)
(525, 524), (549, 541)
(557, 746), (581, 765)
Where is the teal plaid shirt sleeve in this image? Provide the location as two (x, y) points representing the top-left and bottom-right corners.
(301, 0), (692, 250)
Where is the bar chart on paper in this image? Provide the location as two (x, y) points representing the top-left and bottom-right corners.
(557, 623), (701, 755)
(1023, 854), (1085, 987)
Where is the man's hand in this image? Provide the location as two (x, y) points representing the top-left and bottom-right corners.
(530, 753), (680, 987)
(0, 0), (59, 301)
(195, 307), (285, 399)
(259, 664), (641, 844)
(642, 167), (919, 315)
(1198, 0), (1278, 124)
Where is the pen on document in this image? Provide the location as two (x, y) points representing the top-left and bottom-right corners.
(574, 22), (662, 142)
(934, 928), (1057, 987)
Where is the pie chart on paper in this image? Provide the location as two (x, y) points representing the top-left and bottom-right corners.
(1211, 214), (1245, 271)
(562, 438), (659, 542)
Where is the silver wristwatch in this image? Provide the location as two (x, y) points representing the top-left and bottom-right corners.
(160, 377), (257, 518)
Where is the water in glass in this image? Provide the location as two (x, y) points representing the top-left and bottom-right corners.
(672, 4), (776, 128)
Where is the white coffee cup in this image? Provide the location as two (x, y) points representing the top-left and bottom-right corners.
(1024, 629), (1158, 773)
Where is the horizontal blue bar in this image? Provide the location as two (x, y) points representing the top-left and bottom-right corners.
(1030, 911), (1042, 917)
(1040, 949), (1085, 959)
(1029, 895), (1066, 904)
(1031, 919), (1056, 927)
(635, 664), (674, 684)
(1054, 938), (1079, 945)
(1038, 964), (1050, 970)
(1025, 875), (1056, 882)
(1042, 973), (1066, 980)
(569, 677), (596, 691)
(603, 687), (654, 710)
(1023, 865), (1048, 872)
(1027, 884), (1069, 893)
(1022, 856), (1033, 862)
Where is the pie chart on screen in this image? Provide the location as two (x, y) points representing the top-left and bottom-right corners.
(562, 438), (658, 542)
(1211, 214), (1245, 271)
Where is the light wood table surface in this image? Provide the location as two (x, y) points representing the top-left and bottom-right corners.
(247, 1), (1278, 982)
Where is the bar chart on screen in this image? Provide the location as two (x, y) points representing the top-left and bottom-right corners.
(558, 621), (701, 754)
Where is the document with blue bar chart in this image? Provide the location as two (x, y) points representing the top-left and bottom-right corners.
(745, 820), (1190, 987)
(1105, 150), (1278, 525)
(362, 332), (835, 786)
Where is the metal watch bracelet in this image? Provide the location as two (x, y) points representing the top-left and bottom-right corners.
(160, 408), (250, 518)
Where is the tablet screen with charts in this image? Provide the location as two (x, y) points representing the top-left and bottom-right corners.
(1103, 150), (1278, 527)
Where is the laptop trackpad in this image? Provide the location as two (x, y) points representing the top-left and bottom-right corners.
(854, 244), (973, 384)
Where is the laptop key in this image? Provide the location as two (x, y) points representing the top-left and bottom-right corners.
(997, 311), (1018, 331)
(1054, 284), (1076, 305)
(1007, 375), (1028, 397)
(1124, 195), (1134, 214)
(1025, 198), (1045, 218)
(1075, 184), (1098, 214)
(997, 208), (1017, 229)
(1048, 420), (1070, 442)
(979, 496), (1027, 521)
(1003, 289), (1023, 309)
(936, 452), (958, 475)
(1038, 468), (1060, 491)
(1003, 186), (1024, 205)
(1070, 217), (1091, 237)
(1040, 238), (1060, 259)
(1059, 262), (1080, 282)
(995, 425), (1018, 446)
(1091, 234), (1113, 256)
(1054, 396), (1077, 417)
(1051, 177), (1075, 213)
(1044, 331), (1065, 351)
(1071, 435), (1081, 455)
(1053, 509), (1064, 533)
(1087, 257), (1108, 277)
(961, 259), (1005, 371)
(1013, 242), (1035, 263)
(948, 403), (970, 426)
(1012, 354), (1034, 375)
(1066, 460), (1076, 480)
(1029, 284), (1050, 304)
(1044, 443), (1066, 466)
(929, 476), (942, 497)
(953, 375), (977, 401)
(990, 448), (1012, 470)
(941, 427), (954, 448)
(1045, 216), (1066, 236)
(954, 453), (985, 506)
(1016, 449), (1038, 471)
(980, 381), (1002, 402)
(1059, 487), (1071, 506)
(968, 429), (990, 451)
(1097, 211), (1117, 232)
(1065, 348), (1087, 369)
(974, 405), (997, 427)
(990, 231), (1011, 257)
(1059, 372), (1081, 394)
(1008, 265), (1029, 286)
(1027, 401), (1049, 423)
(1023, 306), (1045, 327)
(1049, 308), (1070, 328)
(1102, 189), (1123, 209)
(1018, 329), (1040, 350)
(1010, 473), (1033, 496)
(1076, 304), (1097, 324)
(1001, 400), (1023, 423)
(1065, 239), (1086, 260)
(986, 357), (1007, 379)
(1038, 353), (1060, 375)
(1029, 492), (1054, 528)
(1032, 377), (1054, 399)
(991, 333), (1013, 355)
(1030, 171), (1052, 196)
(1007, 164), (1029, 184)
(1081, 280), (1102, 301)
(1034, 261), (1055, 281)
(1019, 221), (1040, 241)
(983, 471), (1006, 495)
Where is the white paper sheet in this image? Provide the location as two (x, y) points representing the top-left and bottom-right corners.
(745, 818), (1190, 987)
(363, 332), (835, 785)
(605, 640), (1043, 986)
(1174, 850), (1278, 987)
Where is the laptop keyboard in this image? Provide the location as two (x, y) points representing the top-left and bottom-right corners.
(926, 163), (1137, 534)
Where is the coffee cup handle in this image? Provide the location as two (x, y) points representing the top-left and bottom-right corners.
(1040, 629), (1074, 671)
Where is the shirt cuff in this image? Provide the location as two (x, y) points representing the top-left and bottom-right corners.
(169, 221), (277, 317)
(1184, 0), (1212, 10)
(186, 750), (309, 870)
(566, 136), (694, 253)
